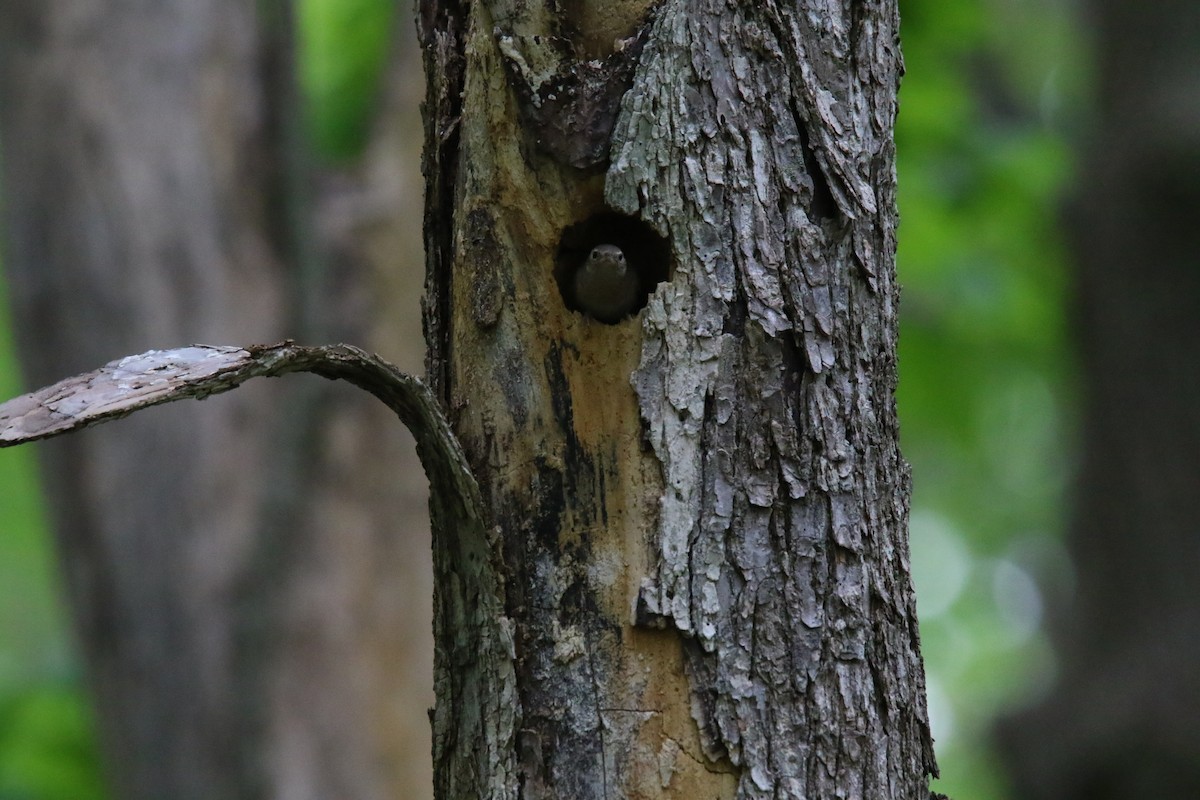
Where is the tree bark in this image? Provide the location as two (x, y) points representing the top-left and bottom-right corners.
(420, 0), (936, 797)
(0, 3), (432, 798)
(997, 0), (1200, 796)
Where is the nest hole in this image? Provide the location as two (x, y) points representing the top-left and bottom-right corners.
(554, 212), (672, 324)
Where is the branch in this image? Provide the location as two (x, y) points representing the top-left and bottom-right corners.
(1, 341), (519, 788)
(0, 341), (484, 528)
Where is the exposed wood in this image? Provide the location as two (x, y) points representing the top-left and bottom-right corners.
(420, 0), (936, 796)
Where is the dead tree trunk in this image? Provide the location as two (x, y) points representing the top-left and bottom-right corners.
(419, 0), (937, 797)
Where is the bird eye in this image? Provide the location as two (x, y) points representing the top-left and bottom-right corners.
(591, 251), (600, 260)
(616, 253), (625, 262)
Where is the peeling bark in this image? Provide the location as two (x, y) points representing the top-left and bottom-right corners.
(610, 4), (935, 796)
(421, 0), (935, 797)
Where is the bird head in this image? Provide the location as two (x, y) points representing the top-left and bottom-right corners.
(588, 244), (627, 275)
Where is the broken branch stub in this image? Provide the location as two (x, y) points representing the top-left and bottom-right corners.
(0, 341), (483, 528)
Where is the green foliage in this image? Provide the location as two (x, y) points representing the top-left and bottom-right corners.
(0, 687), (106, 800)
(0, 263), (106, 799)
(0, 291), (59, 685)
(296, 0), (397, 160)
(896, 0), (1085, 797)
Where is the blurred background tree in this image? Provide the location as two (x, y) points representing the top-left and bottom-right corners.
(0, 0), (431, 797)
(996, 0), (1200, 797)
(2, 0), (1193, 798)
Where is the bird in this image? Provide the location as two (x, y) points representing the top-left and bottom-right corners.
(573, 244), (640, 324)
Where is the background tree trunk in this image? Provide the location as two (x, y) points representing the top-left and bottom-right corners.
(998, 0), (1200, 796)
(420, 0), (937, 797)
(0, 3), (433, 798)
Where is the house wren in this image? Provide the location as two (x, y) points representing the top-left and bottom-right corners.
(574, 244), (640, 323)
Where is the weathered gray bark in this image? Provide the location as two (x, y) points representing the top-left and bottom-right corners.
(997, 0), (1200, 796)
(0, 3), (432, 799)
(420, 0), (936, 797)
